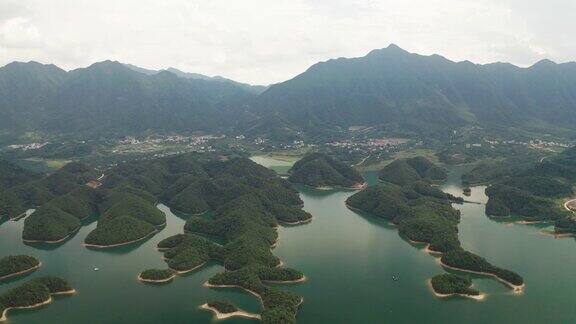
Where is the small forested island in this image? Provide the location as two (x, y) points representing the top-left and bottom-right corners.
(482, 147), (576, 235)
(379, 156), (447, 185)
(288, 153), (365, 189)
(0, 276), (74, 322)
(347, 157), (523, 294)
(138, 269), (175, 283)
(200, 300), (261, 321)
(430, 274), (482, 300)
(0, 255), (40, 280)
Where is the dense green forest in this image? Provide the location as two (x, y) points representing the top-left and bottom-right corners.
(3, 154), (310, 321)
(481, 147), (576, 233)
(378, 157), (447, 186)
(0, 277), (73, 321)
(288, 153), (364, 188)
(206, 300), (238, 314)
(150, 157), (309, 323)
(0, 255), (40, 279)
(0, 161), (98, 235)
(251, 44), (576, 138)
(139, 269), (174, 282)
(347, 157), (523, 289)
(430, 274), (479, 296)
(0, 160), (41, 220)
(0, 61), (260, 137)
(441, 250), (524, 286)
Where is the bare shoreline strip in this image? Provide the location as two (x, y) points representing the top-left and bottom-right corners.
(0, 262), (41, 281)
(262, 275), (307, 284)
(302, 181), (367, 191)
(408, 240), (443, 255)
(170, 262), (206, 275)
(438, 260), (524, 293)
(278, 216), (313, 226)
(0, 289), (76, 322)
(199, 303), (261, 321)
(23, 231), (76, 244)
(204, 282), (304, 308)
(138, 273), (176, 283)
(563, 198), (576, 212)
(426, 279), (485, 301)
(539, 229), (575, 239)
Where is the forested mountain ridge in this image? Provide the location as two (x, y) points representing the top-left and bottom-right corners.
(251, 44), (576, 134)
(0, 60), (258, 136)
(2, 45), (576, 138)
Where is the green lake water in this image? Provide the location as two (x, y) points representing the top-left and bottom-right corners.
(1, 160), (575, 323)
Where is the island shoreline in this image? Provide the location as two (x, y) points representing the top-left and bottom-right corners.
(0, 289), (75, 322)
(0, 262), (41, 281)
(438, 260), (524, 293)
(83, 229), (158, 248)
(138, 273), (175, 283)
(199, 303), (261, 321)
(427, 279), (485, 301)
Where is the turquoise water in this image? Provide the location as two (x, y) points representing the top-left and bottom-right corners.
(1, 161), (576, 323)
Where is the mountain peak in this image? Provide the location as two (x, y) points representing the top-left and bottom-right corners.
(387, 43), (405, 51)
(531, 59), (557, 68)
(366, 44), (409, 57)
(88, 60), (124, 69)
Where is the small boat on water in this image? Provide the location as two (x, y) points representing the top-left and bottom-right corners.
(94, 267), (99, 271)
(392, 274), (399, 281)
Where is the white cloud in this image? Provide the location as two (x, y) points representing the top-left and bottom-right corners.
(0, 0), (574, 84)
(0, 17), (42, 49)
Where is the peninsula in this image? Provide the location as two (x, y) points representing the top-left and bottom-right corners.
(200, 301), (261, 321)
(0, 277), (75, 322)
(347, 157), (523, 293)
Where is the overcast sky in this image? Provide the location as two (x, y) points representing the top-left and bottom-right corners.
(0, 0), (574, 85)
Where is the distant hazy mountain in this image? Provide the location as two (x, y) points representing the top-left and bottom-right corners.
(0, 61), (258, 136)
(251, 44), (576, 134)
(124, 64), (266, 94)
(2, 47), (576, 139)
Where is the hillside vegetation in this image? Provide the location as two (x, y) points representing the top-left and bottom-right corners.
(379, 157), (447, 186)
(288, 153), (364, 188)
(482, 147), (576, 233)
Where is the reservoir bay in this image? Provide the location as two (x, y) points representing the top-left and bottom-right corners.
(0, 160), (575, 323)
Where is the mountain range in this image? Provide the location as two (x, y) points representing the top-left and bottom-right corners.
(1, 45), (575, 139)
(0, 61), (259, 136)
(252, 45), (576, 134)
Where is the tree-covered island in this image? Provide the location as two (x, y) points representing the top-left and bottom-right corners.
(0, 255), (40, 280)
(3, 154), (310, 321)
(347, 157), (523, 293)
(138, 269), (175, 283)
(0, 277), (74, 322)
(288, 153), (365, 189)
(153, 157), (309, 323)
(430, 274), (482, 299)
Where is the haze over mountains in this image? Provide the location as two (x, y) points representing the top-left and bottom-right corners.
(1, 44), (576, 138)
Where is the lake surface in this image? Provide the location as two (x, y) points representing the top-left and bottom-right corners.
(1, 160), (575, 323)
